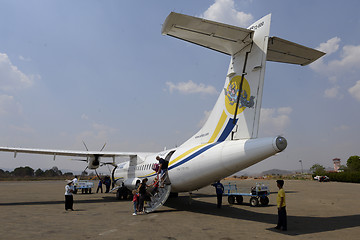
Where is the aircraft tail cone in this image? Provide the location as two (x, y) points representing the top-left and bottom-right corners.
(275, 136), (287, 152)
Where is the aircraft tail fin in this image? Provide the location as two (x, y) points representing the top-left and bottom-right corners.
(162, 12), (324, 146)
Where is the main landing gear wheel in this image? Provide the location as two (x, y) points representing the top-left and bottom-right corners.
(117, 187), (130, 200)
(250, 197), (259, 207)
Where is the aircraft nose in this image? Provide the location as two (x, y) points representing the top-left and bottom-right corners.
(275, 136), (287, 152)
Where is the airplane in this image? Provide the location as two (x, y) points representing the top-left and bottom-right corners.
(0, 12), (325, 212)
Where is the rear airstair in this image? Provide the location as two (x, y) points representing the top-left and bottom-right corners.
(144, 151), (174, 213)
(145, 183), (171, 213)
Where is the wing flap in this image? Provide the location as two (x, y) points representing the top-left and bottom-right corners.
(267, 36), (325, 66)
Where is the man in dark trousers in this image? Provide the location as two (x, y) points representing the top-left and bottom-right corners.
(104, 176), (111, 193)
(275, 179), (287, 231)
(96, 178), (103, 193)
(212, 181), (224, 208)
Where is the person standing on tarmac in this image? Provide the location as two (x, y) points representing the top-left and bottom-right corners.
(137, 178), (149, 214)
(72, 175), (78, 194)
(96, 178), (103, 193)
(104, 176), (111, 193)
(275, 179), (287, 231)
(212, 180), (224, 208)
(65, 180), (74, 211)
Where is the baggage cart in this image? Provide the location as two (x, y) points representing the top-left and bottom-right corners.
(74, 180), (94, 194)
(223, 182), (270, 207)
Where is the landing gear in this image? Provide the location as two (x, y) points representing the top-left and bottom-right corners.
(116, 186), (131, 200)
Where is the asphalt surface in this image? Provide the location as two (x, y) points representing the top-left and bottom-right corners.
(1, 179), (359, 239)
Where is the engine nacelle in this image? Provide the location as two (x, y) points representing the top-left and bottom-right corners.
(88, 155), (100, 169)
(123, 178), (142, 190)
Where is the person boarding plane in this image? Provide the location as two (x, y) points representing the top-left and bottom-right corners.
(0, 12), (324, 213)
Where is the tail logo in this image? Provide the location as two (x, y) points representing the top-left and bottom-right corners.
(224, 76), (255, 116)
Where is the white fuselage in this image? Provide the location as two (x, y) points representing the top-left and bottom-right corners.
(114, 136), (285, 192)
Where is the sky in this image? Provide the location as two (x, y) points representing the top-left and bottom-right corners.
(0, 0), (359, 174)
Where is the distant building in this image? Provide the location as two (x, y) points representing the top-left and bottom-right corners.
(333, 158), (341, 172)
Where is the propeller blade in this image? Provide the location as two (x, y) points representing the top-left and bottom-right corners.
(100, 142), (107, 152)
(82, 141), (89, 151)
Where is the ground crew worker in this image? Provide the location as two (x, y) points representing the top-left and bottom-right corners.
(212, 180), (224, 208)
(275, 179), (287, 231)
(96, 178), (103, 193)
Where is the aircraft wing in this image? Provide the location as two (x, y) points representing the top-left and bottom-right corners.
(0, 146), (140, 159)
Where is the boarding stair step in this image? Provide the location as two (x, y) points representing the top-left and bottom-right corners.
(145, 184), (171, 213)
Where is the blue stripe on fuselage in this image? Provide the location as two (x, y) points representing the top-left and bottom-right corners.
(168, 118), (237, 170)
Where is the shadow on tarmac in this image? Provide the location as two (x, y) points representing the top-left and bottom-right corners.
(164, 196), (360, 236)
(0, 196), (118, 206)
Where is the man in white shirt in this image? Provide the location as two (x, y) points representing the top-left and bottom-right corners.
(65, 180), (74, 211)
(72, 176), (78, 194)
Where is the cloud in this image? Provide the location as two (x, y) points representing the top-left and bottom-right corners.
(10, 124), (35, 134)
(0, 52), (34, 91)
(81, 114), (89, 120)
(328, 44), (360, 71)
(75, 122), (118, 147)
(317, 37), (340, 55)
(19, 55), (31, 62)
(348, 80), (360, 101)
(0, 94), (22, 116)
(324, 86), (341, 99)
(260, 107), (292, 135)
(166, 80), (218, 95)
(334, 125), (349, 132)
(200, 0), (253, 27)
(310, 38), (360, 103)
(310, 37), (360, 75)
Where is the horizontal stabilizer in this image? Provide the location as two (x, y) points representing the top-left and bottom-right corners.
(162, 12), (253, 55)
(162, 12), (325, 66)
(267, 36), (325, 66)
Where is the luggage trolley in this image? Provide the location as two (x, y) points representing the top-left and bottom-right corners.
(224, 182), (270, 207)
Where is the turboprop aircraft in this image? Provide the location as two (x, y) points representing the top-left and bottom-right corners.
(0, 12), (324, 212)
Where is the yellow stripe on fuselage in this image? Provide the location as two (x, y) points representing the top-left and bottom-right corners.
(208, 110), (227, 143)
(137, 110), (229, 177)
(168, 110), (228, 166)
(169, 144), (207, 166)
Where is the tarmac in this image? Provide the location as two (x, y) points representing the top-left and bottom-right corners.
(0, 179), (360, 240)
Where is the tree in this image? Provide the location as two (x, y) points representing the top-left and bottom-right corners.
(347, 156), (360, 172)
(12, 166), (34, 177)
(0, 169), (11, 177)
(310, 164), (326, 176)
(51, 166), (63, 176)
(35, 168), (45, 177)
